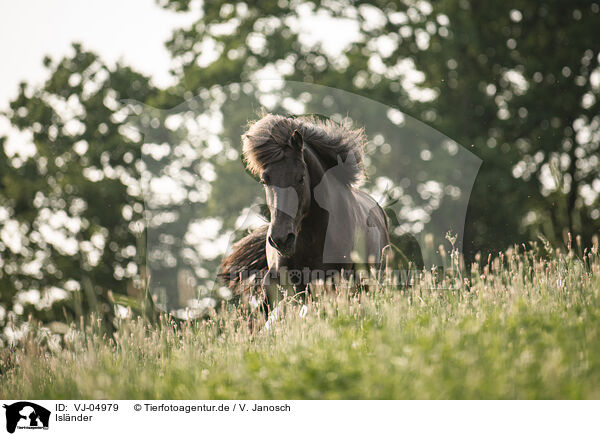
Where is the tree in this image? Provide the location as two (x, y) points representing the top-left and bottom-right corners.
(0, 44), (159, 335)
(161, 0), (600, 257)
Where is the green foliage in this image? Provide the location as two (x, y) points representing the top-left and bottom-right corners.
(161, 0), (600, 254)
(1, 245), (599, 399)
(0, 44), (160, 332)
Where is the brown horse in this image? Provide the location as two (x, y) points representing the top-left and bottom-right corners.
(219, 114), (390, 310)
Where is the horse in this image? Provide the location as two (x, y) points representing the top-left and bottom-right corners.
(219, 114), (391, 311)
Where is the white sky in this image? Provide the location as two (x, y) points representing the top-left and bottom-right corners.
(0, 0), (197, 112)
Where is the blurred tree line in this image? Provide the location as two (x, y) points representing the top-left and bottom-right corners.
(0, 0), (599, 338)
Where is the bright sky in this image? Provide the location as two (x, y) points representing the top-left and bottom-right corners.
(0, 0), (197, 111)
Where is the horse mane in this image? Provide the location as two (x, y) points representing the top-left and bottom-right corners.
(242, 113), (367, 187)
(218, 225), (268, 296)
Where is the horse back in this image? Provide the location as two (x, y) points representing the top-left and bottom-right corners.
(351, 189), (390, 264)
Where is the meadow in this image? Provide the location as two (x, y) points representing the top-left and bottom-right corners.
(1, 240), (599, 399)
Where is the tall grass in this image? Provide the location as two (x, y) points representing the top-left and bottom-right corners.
(1, 240), (599, 399)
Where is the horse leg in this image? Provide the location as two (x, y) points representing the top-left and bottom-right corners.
(261, 267), (283, 314)
(262, 267), (309, 328)
(293, 283), (310, 318)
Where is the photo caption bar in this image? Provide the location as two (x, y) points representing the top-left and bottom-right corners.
(1, 400), (598, 436)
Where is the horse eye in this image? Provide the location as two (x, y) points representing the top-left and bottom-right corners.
(298, 175), (305, 185)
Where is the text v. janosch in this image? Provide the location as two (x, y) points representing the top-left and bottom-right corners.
(247, 403), (291, 412)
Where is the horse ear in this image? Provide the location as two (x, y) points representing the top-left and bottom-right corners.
(290, 130), (303, 152)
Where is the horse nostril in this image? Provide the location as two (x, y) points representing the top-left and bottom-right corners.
(268, 233), (296, 252)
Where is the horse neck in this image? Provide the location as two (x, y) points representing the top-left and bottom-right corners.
(301, 145), (329, 226)
(303, 145), (326, 189)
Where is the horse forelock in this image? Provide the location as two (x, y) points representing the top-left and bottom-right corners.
(242, 113), (366, 186)
(242, 115), (290, 176)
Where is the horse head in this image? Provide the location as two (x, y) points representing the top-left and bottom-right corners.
(260, 130), (311, 257)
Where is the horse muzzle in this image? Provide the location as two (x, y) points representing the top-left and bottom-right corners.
(268, 232), (296, 257)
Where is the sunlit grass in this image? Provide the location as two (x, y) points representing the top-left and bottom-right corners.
(1, 240), (600, 399)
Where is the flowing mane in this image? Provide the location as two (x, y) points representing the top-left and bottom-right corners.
(242, 113), (366, 187)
